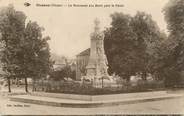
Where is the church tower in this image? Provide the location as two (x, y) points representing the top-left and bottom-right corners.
(86, 18), (109, 79)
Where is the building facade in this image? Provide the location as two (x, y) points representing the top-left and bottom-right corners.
(76, 48), (90, 80)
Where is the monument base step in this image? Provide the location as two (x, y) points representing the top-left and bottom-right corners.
(29, 91), (168, 101)
(9, 94), (183, 108)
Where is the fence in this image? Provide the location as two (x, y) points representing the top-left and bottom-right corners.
(32, 79), (165, 95)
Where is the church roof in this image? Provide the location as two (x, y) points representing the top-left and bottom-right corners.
(77, 48), (90, 56)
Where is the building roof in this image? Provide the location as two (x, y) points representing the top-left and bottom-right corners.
(77, 48), (90, 56)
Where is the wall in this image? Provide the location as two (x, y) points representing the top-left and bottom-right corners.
(76, 54), (89, 80)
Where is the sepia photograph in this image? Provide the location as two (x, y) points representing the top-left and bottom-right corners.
(0, 0), (184, 115)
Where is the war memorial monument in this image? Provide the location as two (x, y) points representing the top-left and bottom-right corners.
(76, 19), (113, 87)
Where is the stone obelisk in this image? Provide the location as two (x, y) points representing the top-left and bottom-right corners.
(86, 18), (109, 79)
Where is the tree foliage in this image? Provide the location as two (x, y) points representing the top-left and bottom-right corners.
(104, 12), (138, 81)
(0, 5), (26, 92)
(162, 0), (184, 87)
(0, 5), (53, 92)
(50, 65), (75, 81)
(23, 21), (53, 80)
(130, 11), (166, 80)
(104, 11), (166, 81)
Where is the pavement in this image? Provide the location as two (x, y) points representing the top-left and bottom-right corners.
(9, 92), (184, 108)
(1, 94), (184, 115)
(1, 86), (184, 115)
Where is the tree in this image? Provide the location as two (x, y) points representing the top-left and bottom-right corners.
(50, 65), (74, 81)
(0, 5), (26, 92)
(104, 12), (138, 81)
(162, 0), (184, 87)
(104, 11), (166, 82)
(22, 21), (53, 92)
(0, 5), (53, 92)
(130, 11), (166, 80)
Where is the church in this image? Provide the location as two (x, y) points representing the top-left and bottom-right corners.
(76, 19), (109, 81)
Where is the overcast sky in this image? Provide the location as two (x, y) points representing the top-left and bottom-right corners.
(0, 0), (169, 58)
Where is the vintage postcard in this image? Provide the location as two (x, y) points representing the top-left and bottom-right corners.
(0, 0), (184, 115)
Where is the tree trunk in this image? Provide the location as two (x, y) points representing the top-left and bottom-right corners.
(91, 79), (93, 87)
(25, 77), (28, 92)
(142, 71), (147, 81)
(7, 77), (11, 93)
(32, 78), (35, 92)
(42, 78), (44, 91)
(126, 76), (130, 82)
(15, 78), (17, 86)
(125, 75), (131, 90)
(102, 78), (104, 88)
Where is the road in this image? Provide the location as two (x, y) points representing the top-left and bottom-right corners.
(0, 95), (184, 115)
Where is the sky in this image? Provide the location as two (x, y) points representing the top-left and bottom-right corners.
(0, 0), (169, 58)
